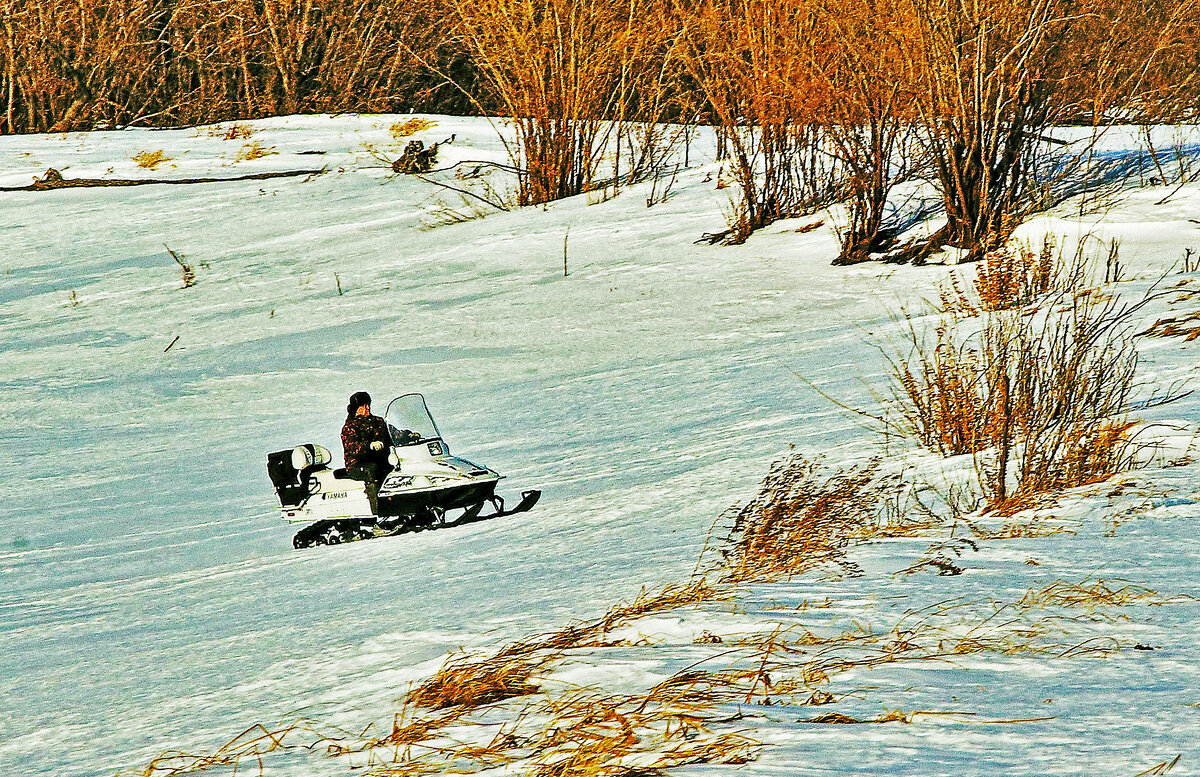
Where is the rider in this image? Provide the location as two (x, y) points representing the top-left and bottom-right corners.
(341, 391), (391, 513)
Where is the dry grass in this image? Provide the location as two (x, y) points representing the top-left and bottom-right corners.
(966, 515), (1076, 539)
(234, 142), (277, 162)
(140, 575), (1166, 777)
(599, 580), (720, 631)
(939, 234), (1092, 315)
(717, 455), (887, 581)
(202, 123), (254, 140)
(1138, 310), (1200, 341)
(402, 578), (723, 715)
(361, 663), (761, 777)
(132, 150), (172, 170)
(390, 118), (437, 139)
(140, 721), (309, 777)
(1019, 580), (1164, 610)
(493, 579), (722, 660)
(405, 651), (545, 710)
(323, 703), (468, 757)
(1136, 754), (1182, 776)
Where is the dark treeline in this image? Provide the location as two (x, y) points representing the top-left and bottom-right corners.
(0, 0), (486, 133)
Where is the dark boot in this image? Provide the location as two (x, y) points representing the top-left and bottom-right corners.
(364, 480), (380, 516)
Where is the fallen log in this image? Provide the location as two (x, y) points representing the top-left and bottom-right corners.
(0, 166), (326, 192)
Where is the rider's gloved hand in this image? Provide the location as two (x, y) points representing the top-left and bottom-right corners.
(370, 441), (384, 451)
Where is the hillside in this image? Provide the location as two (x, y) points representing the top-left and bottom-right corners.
(1, 116), (1198, 776)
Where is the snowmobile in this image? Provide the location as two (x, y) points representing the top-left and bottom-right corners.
(267, 393), (541, 549)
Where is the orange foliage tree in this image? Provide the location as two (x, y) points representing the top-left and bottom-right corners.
(0, 0), (454, 133)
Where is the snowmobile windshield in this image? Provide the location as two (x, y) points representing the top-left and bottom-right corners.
(384, 393), (442, 444)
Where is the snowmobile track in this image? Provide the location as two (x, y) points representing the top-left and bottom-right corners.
(292, 490), (541, 549)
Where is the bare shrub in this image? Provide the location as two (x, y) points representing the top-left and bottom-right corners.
(444, 0), (679, 206)
(888, 285), (1147, 512)
(896, 0), (1200, 262)
(1, 0), (455, 133)
(1019, 579), (1164, 611)
(679, 0), (843, 244)
(817, 0), (925, 264)
(164, 244), (194, 289)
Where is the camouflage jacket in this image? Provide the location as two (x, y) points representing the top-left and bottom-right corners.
(341, 413), (391, 471)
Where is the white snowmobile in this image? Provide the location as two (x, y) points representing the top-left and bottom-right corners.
(267, 393), (541, 548)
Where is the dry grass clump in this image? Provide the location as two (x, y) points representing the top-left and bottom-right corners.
(494, 579), (722, 658)
(966, 515), (1076, 539)
(203, 123), (254, 140)
(890, 319), (988, 457)
(1139, 310), (1200, 341)
(404, 579), (724, 713)
(358, 667), (760, 777)
(939, 234), (1093, 315)
(405, 651), (545, 710)
(322, 703), (467, 757)
(224, 123), (254, 140)
(235, 142), (277, 162)
(598, 580), (720, 631)
(1019, 580), (1164, 611)
(523, 690), (757, 777)
(140, 722), (308, 777)
(718, 455), (886, 581)
(133, 149), (172, 170)
(390, 118), (437, 139)
(806, 709), (914, 724)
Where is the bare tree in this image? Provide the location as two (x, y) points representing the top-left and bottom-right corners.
(816, 0), (924, 264)
(899, 0), (1200, 263)
(678, 0), (841, 244)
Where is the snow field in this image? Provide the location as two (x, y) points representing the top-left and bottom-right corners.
(0, 115), (1198, 776)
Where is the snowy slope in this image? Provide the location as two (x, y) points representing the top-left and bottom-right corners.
(1, 116), (1198, 776)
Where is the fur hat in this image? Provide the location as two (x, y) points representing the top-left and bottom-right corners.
(347, 391), (372, 415)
